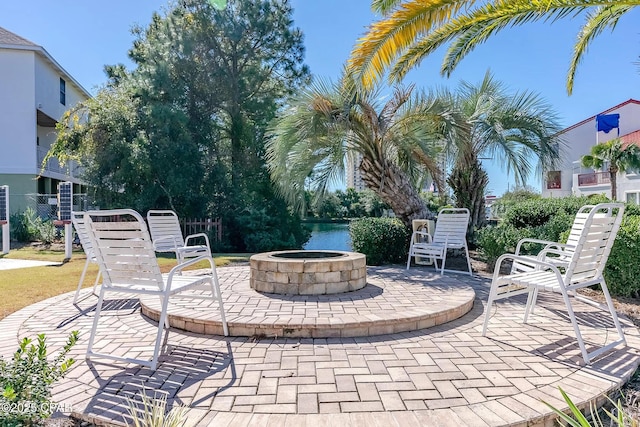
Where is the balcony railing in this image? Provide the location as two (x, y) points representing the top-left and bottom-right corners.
(578, 172), (610, 187)
(37, 147), (82, 178)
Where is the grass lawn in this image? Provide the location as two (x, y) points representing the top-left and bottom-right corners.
(0, 243), (250, 320)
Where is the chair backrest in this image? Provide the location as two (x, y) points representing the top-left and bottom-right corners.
(432, 208), (470, 248)
(147, 210), (185, 252)
(71, 211), (94, 259)
(85, 209), (164, 291)
(563, 205), (595, 252)
(565, 203), (624, 285)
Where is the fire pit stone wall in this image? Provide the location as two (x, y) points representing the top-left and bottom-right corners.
(250, 250), (366, 295)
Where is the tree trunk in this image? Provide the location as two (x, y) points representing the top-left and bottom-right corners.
(447, 154), (488, 231)
(359, 156), (434, 228)
(609, 166), (618, 201)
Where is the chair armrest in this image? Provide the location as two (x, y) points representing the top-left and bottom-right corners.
(152, 235), (181, 251)
(536, 247), (573, 260)
(165, 255), (216, 291)
(494, 253), (563, 280)
(185, 232), (211, 249)
(514, 238), (575, 255)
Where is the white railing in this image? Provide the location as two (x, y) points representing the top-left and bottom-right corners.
(37, 147), (82, 178)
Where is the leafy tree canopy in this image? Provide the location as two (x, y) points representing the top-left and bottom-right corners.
(51, 0), (310, 251)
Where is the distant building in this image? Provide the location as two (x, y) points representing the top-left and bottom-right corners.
(542, 99), (640, 203)
(345, 153), (366, 191)
(0, 26), (91, 215)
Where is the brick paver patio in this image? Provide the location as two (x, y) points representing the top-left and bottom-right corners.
(1, 265), (639, 426)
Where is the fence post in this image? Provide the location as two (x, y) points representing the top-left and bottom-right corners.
(55, 182), (73, 260)
(0, 186), (9, 254)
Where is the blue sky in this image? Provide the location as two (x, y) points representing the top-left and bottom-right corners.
(2, 0), (639, 195)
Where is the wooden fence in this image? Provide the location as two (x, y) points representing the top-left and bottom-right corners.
(180, 218), (223, 242)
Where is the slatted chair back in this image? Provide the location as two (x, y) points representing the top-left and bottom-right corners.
(432, 208), (470, 249)
(86, 209), (165, 293)
(71, 211), (95, 259)
(71, 211), (101, 303)
(565, 204), (623, 286)
(146, 210), (186, 253)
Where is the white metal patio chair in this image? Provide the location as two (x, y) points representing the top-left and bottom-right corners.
(71, 211), (100, 303)
(406, 208), (472, 275)
(147, 210), (211, 264)
(84, 209), (228, 370)
(482, 203), (626, 364)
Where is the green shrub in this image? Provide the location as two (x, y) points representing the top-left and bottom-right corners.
(475, 223), (534, 271)
(350, 218), (409, 265)
(604, 215), (640, 298)
(533, 210), (574, 243)
(9, 207), (60, 244)
(0, 331), (78, 425)
(503, 195), (609, 228)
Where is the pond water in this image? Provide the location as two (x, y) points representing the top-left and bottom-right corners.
(303, 222), (352, 251)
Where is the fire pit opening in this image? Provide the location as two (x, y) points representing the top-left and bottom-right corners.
(250, 250), (366, 295)
(271, 251), (344, 259)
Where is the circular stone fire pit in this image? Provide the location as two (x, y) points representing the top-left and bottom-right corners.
(250, 250), (366, 295)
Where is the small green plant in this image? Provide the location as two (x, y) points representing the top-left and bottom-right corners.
(9, 207), (60, 244)
(125, 387), (189, 427)
(350, 217), (409, 265)
(543, 387), (638, 426)
(0, 331), (79, 425)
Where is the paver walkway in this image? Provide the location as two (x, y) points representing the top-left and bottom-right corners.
(0, 258), (60, 270)
(0, 265), (638, 426)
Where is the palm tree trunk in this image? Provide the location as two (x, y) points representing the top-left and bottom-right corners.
(447, 154), (488, 231)
(609, 166), (618, 201)
(359, 157), (433, 228)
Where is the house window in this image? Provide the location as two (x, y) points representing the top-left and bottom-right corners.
(626, 192), (639, 205)
(546, 171), (561, 189)
(59, 78), (66, 105)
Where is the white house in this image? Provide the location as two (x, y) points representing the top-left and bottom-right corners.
(0, 26), (91, 215)
(542, 99), (640, 203)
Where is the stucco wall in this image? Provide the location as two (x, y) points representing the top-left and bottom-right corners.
(0, 48), (36, 174)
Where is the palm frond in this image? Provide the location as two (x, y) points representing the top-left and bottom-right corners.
(367, 0), (639, 90)
(349, 0), (476, 88)
(371, 0), (404, 15)
(567, 4), (633, 94)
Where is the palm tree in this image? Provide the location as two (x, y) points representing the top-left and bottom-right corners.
(437, 71), (563, 230)
(581, 138), (640, 200)
(266, 75), (461, 228)
(349, 0), (638, 94)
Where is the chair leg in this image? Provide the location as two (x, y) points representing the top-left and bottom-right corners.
(482, 286), (496, 336)
(440, 250), (447, 275)
(406, 247), (413, 270)
(151, 295), (171, 370)
(209, 271), (229, 336)
(73, 257), (91, 303)
(523, 287), (537, 323)
(600, 279), (627, 345)
(86, 286), (106, 358)
(92, 269), (101, 296)
(559, 289), (591, 364)
(464, 245), (473, 275)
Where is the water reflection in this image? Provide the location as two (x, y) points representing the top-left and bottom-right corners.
(303, 222), (352, 251)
